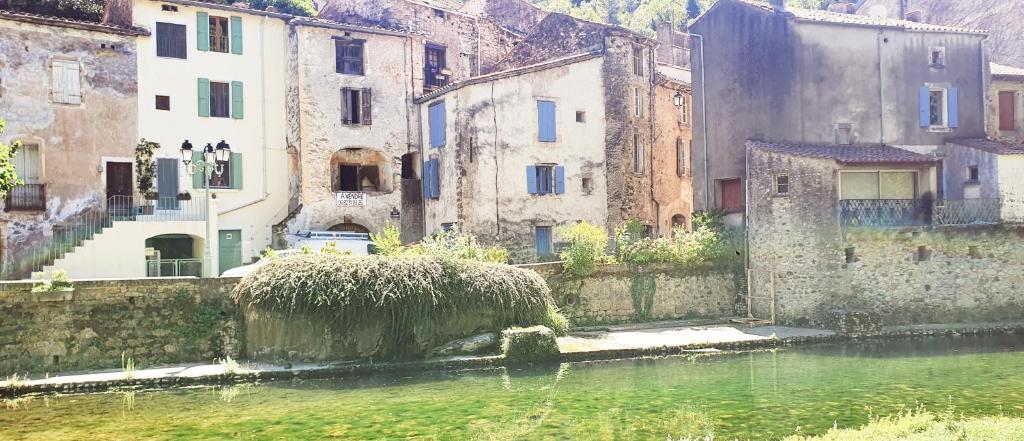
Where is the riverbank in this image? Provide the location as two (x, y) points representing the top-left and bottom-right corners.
(782, 410), (1024, 440)
(3, 320), (1023, 397)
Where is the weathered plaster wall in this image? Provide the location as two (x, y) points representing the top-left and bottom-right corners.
(996, 155), (1024, 223)
(690, 1), (986, 211)
(421, 57), (610, 262)
(0, 18), (139, 276)
(290, 23), (418, 237)
(488, 13), (606, 72)
(939, 143), (1000, 199)
(987, 78), (1024, 144)
(0, 277), (241, 375)
(653, 79), (693, 233)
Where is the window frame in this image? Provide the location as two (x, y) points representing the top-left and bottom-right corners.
(535, 165), (554, 195)
(967, 165), (979, 182)
(155, 22), (187, 59)
(155, 95), (171, 111)
(632, 45), (643, 76)
(335, 39), (365, 76)
(775, 174), (790, 195)
(928, 87), (948, 128)
(208, 15), (230, 53)
(209, 81), (231, 118)
(928, 46), (946, 68)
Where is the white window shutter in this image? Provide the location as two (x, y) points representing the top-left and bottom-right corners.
(65, 62), (81, 104)
(51, 60), (81, 105)
(51, 61), (66, 103)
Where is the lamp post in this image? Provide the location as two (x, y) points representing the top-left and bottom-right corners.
(180, 139), (231, 277)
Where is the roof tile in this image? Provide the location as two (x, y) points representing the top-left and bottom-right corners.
(991, 63), (1024, 78)
(748, 141), (937, 164)
(737, 0), (986, 35)
(948, 138), (1024, 155)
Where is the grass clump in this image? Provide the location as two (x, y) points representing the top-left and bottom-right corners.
(784, 408), (1024, 441)
(558, 221), (610, 276)
(31, 269), (74, 293)
(370, 224), (510, 264)
(501, 326), (560, 364)
(234, 253), (564, 358)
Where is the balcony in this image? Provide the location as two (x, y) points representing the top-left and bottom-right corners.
(5, 184), (46, 212)
(840, 198), (1001, 227)
(107, 195), (207, 222)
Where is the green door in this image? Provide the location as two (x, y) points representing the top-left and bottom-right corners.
(218, 229), (242, 275)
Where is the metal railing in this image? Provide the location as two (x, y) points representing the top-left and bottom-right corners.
(841, 198), (1001, 227)
(108, 195), (207, 222)
(5, 184), (46, 212)
(146, 258), (203, 277)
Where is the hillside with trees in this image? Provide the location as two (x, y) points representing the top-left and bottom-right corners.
(0, 0), (315, 21)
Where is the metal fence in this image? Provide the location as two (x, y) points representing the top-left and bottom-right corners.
(934, 198), (1001, 225)
(108, 195), (207, 222)
(146, 258), (203, 277)
(5, 184), (46, 212)
(841, 198), (1001, 227)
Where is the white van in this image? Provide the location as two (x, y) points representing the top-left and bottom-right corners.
(220, 231), (374, 277)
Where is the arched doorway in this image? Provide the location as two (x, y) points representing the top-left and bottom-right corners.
(671, 214), (687, 233)
(329, 223), (370, 233)
(144, 234), (203, 277)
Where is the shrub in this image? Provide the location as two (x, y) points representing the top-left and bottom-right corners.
(691, 209), (726, 232)
(501, 326), (560, 364)
(234, 253), (557, 358)
(540, 305), (570, 337)
(675, 226), (729, 263)
(31, 269), (74, 293)
(558, 221), (608, 276)
(370, 224), (404, 256)
(407, 226), (509, 264)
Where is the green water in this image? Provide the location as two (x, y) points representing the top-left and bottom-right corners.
(5, 335), (1024, 440)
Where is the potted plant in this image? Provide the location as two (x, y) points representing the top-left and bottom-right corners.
(177, 191), (191, 201)
(135, 138), (160, 215)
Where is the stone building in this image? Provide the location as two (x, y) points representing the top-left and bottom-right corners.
(653, 66), (694, 233)
(0, 7), (147, 278)
(416, 12), (676, 261)
(689, 0), (988, 226)
(989, 63), (1024, 145)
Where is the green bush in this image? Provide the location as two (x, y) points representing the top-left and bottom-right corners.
(540, 305), (570, 337)
(558, 221), (609, 276)
(406, 226), (509, 264)
(31, 269), (74, 293)
(369, 224), (404, 256)
(501, 326), (561, 364)
(608, 218), (740, 266)
(234, 253), (557, 358)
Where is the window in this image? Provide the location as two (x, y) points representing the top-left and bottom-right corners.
(582, 176), (593, 193)
(155, 95), (170, 111)
(675, 138), (686, 177)
(156, 22), (187, 59)
(527, 165), (564, 195)
(920, 85), (958, 129)
(428, 101), (446, 148)
(835, 123), (853, 145)
(632, 45), (643, 76)
(334, 164), (379, 191)
(210, 81), (230, 118)
(634, 87), (643, 117)
(719, 178), (743, 211)
(671, 214), (686, 231)
(335, 39), (365, 75)
(967, 165), (979, 182)
(929, 46), (946, 67)
(341, 88), (372, 125)
(441, 222), (457, 232)
(536, 226), (553, 257)
(51, 59), (81, 105)
(999, 91), (1016, 131)
(929, 89), (945, 126)
(208, 159), (231, 188)
(679, 94), (688, 124)
(433, 8), (445, 18)
(633, 132), (644, 174)
(208, 16), (229, 53)
(424, 45), (447, 91)
(839, 171), (917, 200)
(575, 111), (586, 123)
(162, 4), (179, 11)
(537, 100), (556, 142)
(14, 144), (40, 184)
(775, 174), (790, 195)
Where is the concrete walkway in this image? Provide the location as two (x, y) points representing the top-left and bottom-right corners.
(559, 322), (834, 353)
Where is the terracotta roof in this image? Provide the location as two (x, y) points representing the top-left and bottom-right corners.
(0, 9), (149, 36)
(748, 141), (937, 164)
(736, 0), (987, 35)
(992, 62), (1024, 79)
(947, 138), (1024, 155)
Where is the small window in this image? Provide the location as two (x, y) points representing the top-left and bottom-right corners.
(632, 45), (643, 76)
(210, 81), (230, 118)
(433, 8), (445, 18)
(341, 88), (372, 125)
(575, 111), (586, 123)
(929, 89), (946, 126)
(535, 165), (554, 195)
(582, 176), (593, 193)
(929, 46), (946, 67)
(156, 22), (187, 59)
(155, 95), (170, 111)
(967, 165), (979, 181)
(441, 222), (457, 232)
(633, 133), (644, 174)
(335, 39), (365, 75)
(209, 16), (230, 53)
(634, 87), (643, 117)
(208, 159), (232, 188)
(679, 94), (688, 124)
(161, 4), (178, 11)
(835, 123), (853, 145)
(775, 174), (790, 195)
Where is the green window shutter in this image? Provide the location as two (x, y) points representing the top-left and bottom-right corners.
(230, 152), (243, 189)
(198, 78), (210, 117)
(230, 16), (243, 55)
(192, 151), (205, 188)
(231, 81), (243, 119)
(196, 12), (209, 51)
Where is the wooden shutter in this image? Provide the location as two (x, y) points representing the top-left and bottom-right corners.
(948, 87), (959, 128)
(526, 165), (537, 194)
(16, 145), (40, 184)
(537, 100), (556, 142)
(51, 60), (66, 103)
(64, 61), (81, 104)
(197, 12), (209, 51)
(230, 153), (243, 189)
(340, 88), (351, 123)
(422, 160), (431, 199)
(230, 16), (243, 55)
(198, 78), (211, 117)
(428, 158), (440, 198)
(361, 88), (372, 125)
(919, 86), (930, 127)
(428, 101), (446, 148)
(999, 91), (1017, 131)
(192, 151), (205, 188)
(231, 81), (244, 119)
(720, 179), (743, 211)
(554, 165), (565, 194)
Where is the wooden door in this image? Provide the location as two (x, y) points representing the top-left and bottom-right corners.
(106, 162), (133, 216)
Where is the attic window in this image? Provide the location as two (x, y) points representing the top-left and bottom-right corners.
(162, 4), (179, 12)
(835, 123), (853, 145)
(967, 165), (979, 182)
(433, 8), (445, 18)
(929, 47), (946, 68)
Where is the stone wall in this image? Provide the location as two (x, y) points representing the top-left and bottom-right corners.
(0, 278), (241, 375)
(535, 263), (742, 325)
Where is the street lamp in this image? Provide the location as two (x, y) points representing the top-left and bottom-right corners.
(180, 139), (230, 277)
(673, 90), (684, 107)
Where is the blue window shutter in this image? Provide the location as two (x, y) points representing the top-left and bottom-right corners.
(429, 102), (446, 148)
(948, 87), (959, 128)
(231, 81), (244, 119)
(429, 158), (440, 198)
(536, 227), (551, 256)
(196, 12), (209, 52)
(198, 78), (210, 117)
(526, 165), (537, 194)
(422, 160), (431, 198)
(919, 86), (930, 127)
(537, 100), (556, 142)
(554, 165), (565, 194)
(230, 16), (243, 55)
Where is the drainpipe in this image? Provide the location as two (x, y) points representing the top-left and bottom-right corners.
(980, 36), (989, 131)
(648, 42), (659, 235)
(413, 38), (428, 238)
(692, 33), (711, 209)
(877, 29), (886, 144)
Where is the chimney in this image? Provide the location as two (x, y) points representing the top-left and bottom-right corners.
(101, 0), (134, 28)
(769, 0), (785, 12)
(904, 10), (922, 22)
(827, 1), (854, 14)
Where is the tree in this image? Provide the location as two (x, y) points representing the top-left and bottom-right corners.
(686, 0), (702, 20)
(1, 0), (316, 20)
(0, 118), (23, 198)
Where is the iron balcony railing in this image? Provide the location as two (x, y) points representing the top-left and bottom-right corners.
(108, 195), (207, 222)
(5, 184), (46, 212)
(146, 258), (203, 278)
(840, 198), (1001, 227)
